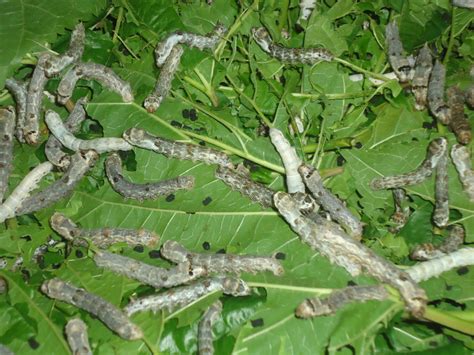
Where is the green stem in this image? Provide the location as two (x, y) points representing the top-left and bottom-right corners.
(423, 306), (474, 336)
(112, 6), (124, 44)
(142, 336), (160, 355)
(194, 68), (219, 107)
(277, 0), (290, 32)
(333, 57), (392, 82)
(442, 310), (474, 322)
(443, 6), (457, 66)
(292, 91), (375, 100)
(303, 138), (353, 153)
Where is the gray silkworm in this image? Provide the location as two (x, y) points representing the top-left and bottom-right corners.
(46, 110), (132, 153)
(451, 144), (474, 201)
(144, 45), (184, 113)
(252, 27), (333, 63)
(198, 300), (222, 355)
(57, 62), (134, 105)
(411, 44), (433, 110)
(4, 78), (28, 142)
(432, 142), (449, 227)
(447, 86), (471, 145)
(154, 23), (226, 67)
(123, 128), (233, 167)
(124, 276), (251, 316)
(94, 250), (207, 288)
(466, 85), (474, 108)
(370, 137), (447, 190)
(389, 188), (410, 233)
(41, 278), (143, 340)
(0, 107), (15, 202)
(452, 0), (474, 9)
(0, 344), (14, 355)
(16, 150), (98, 215)
(297, 0), (317, 22)
(428, 61), (450, 124)
(385, 22), (413, 82)
(160, 240), (284, 276)
(410, 224), (465, 261)
(105, 152), (195, 201)
(273, 191), (427, 317)
(65, 318), (92, 355)
(299, 164), (363, 240)
(50, 212), (159, 248)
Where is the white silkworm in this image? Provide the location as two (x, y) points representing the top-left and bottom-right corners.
(447, 86), (471, 145)
(0, 344), (14, 355)
(57, 62), (134, 105)
(433, 143), (449, 227)
(252, 27), (333, 63)
(385, 22), (413, 82)
(4, 78), (28, 142)
(198, 300), (222, 355)
(450, 144), (474, 201)
(123, 128), (232, 167)
(410, 224), (465, 261)
(428, 61), (450, 124)
(389, 188), (410, 233)
(41, 278), (143, 340)
(297, 0), (317, 22)
(452, 0), (474, 9)
(65, 318), (92, 355)
(411, 44), (433, 110)
(46, 110), (132, 153)
(144, 45), (183, 113)
(0, 107), (15, 202)
(273, 191), (427, 317)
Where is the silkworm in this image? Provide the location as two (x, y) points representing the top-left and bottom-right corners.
(0, 344), (14, 355)
(105, 152), (194, 201)
(57, 62), (134, 105)
(49, 212), (159, 248)
(297, 0), (317, 22)
(124, 276), (251, 316)
(123, 128), (232, 167)
(299, 164), (363, 239)
(466, 86), (474, 108)
(447, 86), (471, 145)
(41, 278), (143, 340)
(65, 318), (92, 355)
(410, 224), (465, 261)
(198, 300), (222, 355)
(144, 45), (183, 113)
(450, 144), (474, 201)
(385, 22), (413, 82)
(154, 23), (226, 67)
(295, 285), (389, 319)
(411, 44), (433, 110)
(46, 110), (132, 153)
(428, 61), (450, 124)
(4, 78), (28, 142)
(252, 27), (333, 63)
(389, 189), (410, 233)
(16, 151), (98, 215)
(0, 161), (53, 223)
(273, 191), (427, 317)
(370, 137), (447, 190)
(452, 0), (474, 9)
(94, 250), (207, 288)
(0, 107), (15, 202)
(160, 240), (284, 276)
(432, 143), (449, 227)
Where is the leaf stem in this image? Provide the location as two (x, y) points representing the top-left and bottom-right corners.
(292, 91), (374, 100)
(423, 306), (474, 336)
(112, 6), (124, 44)
(303, 138), (353, 153)
(333, 57), (392, 82)
(193, 68), (219, 107)
(443, 6), (457, 66)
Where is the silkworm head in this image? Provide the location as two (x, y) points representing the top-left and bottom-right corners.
(251, 27), (271, 52)
(297, 164), (314, 180)
(122, 128), (145, 144)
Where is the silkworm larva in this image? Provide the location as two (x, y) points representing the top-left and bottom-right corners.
(0, 107), (15, 202)
(0, 344), (14, 355)
(124, 276), (250, 316)
(385, 22), (413, 82)
(466, 86), (474, 108)
(123, 128), (232, 167)
(252, 27), (333, 63)
(50, 212), (159, 248)
(198, 300), (222, 355)
(57, 62), (134, 105)
(411, 44), (433, 110)
(432, 143), (449, 227)
(428, 61), (450, 124)
(451, 144), (474, 201)
(144, 45), (183, 113)
(410, 224), (465, 261)
(65, 318), (92, 355)
(389, 188), (410, 233)
(370, 137), (447, 190)
(160, 240), (284, 276)
(41, 278), (143, 340)
(297, 0), (317, 22)
(273, 191), (427, 317)
(46, 110), (132, 153)
(447, 86), (471, 145)
(452, 0), (474, 9)
(4, 78), (28, 142)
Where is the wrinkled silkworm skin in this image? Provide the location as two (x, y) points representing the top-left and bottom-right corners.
(371, 138), (447, 190)
(41, 278), (143, 340)
(452, 0), (474, 9)
(411, 44), (433, 110)
(410, 224), (465, 261)
(144, 45), (183, 113)
(0, 344), (14, 355)
(385, 22), (413, 83)
(94, 250), (207, 288)
(433, 145), (449, 227)
(295, 285), (389, 319)
(16, 151), (98, 215)
(297, 0), (317, 22)
(273, 191), (427, 317)
(50, 212), (159, 248)
(45, 98), (87, 168)
(0, 107), (15, 201)
(4, 78), (28, 142)
(123, 128), (233, 167)
(65, 318), (92, 355)
(160, 240), (284, 276)
(447, 86), (472, 145)
(124, 276), (250, 316)
(252, 27), (333, 63)
(105, 152), (194, 201)
(407, 248), (474, 282)
(46, 110), (132, 153)
(428, 61), (450, 124)
(0, 161), (53, 223)
(299, 164), (363, 239)
(390, 189), (410, 233)
(270, 128), (305, 193)
(198, 300), (222, 355)
(451, 144), (474, 201)
(57, 62), (134, 105)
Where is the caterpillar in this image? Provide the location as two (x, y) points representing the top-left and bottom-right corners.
(41, 278), (143, 340)
(123, 128), (233, 167)
(0, 107), (15, 202)
(466, 85), (474, 108)
(410, 224), (465, 261)
(411, 44), (433, 110)
(57, 62), (134, 105)
(447, 86), (472, 145)
(273, 191), (427, 318)
(252, 27), (333, 64)
(46, 110), (133, 153)
(450, 144), (474, 201)
(4, 78), (28, 142)
(428, 61), (450, 124)
(385, 22), (413, 83)
(389, 189), (410, 233)
(297, 0), (317, 23)
(370, 138), (447, 190)
(49, 212), (159, 248)
(452, 0), (474, 9)
(0, 344), (13, 355)
(65, 318), (92, 355)
(432, 143), (449, 227)
(198, 300), (222, 355)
